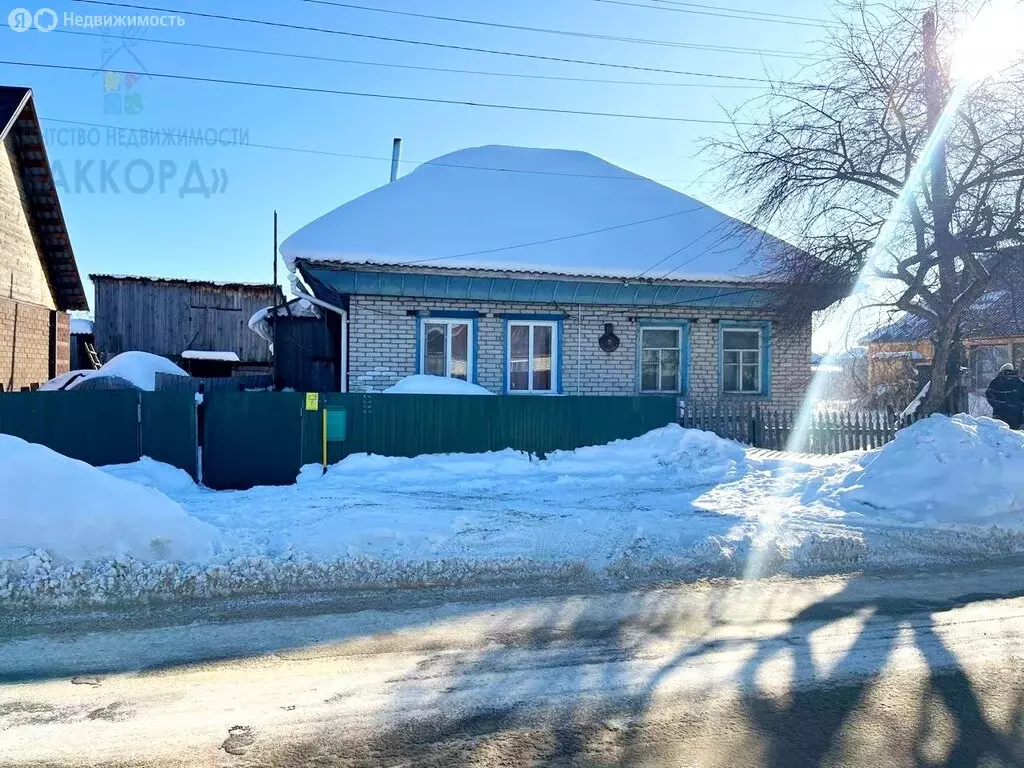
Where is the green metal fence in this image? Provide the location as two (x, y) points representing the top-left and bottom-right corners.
(1, 391), (678, 491)
(0, 390), (196, 474)
(200, 393), (678, 490)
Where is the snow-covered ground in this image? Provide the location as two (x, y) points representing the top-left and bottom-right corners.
(3, 416), (1024, 607)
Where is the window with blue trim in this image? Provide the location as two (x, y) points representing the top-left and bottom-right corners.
(420, 317), (473, 381)
(507, 320), (557, 393)
(639, 327), (683, 392)
(722, 327), (763, 393)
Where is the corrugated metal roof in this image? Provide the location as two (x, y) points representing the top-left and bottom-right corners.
(90, 273), (281, 292)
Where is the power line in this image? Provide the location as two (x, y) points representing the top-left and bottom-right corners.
(72, 0), (800, 85)
(52, 29), (767, 90)
(393, 208), (707, 267)
(40, 117), (712, 186)
(630, 0), (828, 24)
(7, 60), (764, 125)
(587, 0), (829, 27)
(298, 0), (816, 59)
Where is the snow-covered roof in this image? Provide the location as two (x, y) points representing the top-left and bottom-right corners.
(65, 351), (188, 391)
(181, 350), (240, 362)
(281, 145), (798, 283)
(69, 318), (94, 335)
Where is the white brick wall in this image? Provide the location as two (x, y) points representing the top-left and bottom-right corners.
(348, 296), (812, 406)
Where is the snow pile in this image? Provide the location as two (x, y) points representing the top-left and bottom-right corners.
(822, 414), (1024, 523)
(0, 436), (217, 564)
(280, 145), (794, 281)
(5, 418), (1024, 608)
(101, 457), (200, 496)
(39, 370), (90, 391)
(67, 351), (188, 391)
(383, 374), (493, 395)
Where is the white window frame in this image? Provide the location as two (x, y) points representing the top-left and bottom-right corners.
(419, 317), (474, 381)
(722, 327), (763, 395)
(506, 320), (559, 394)
(639, 326), (682, 393)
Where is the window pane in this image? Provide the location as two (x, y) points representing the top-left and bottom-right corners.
(742, 364), (759, 392)
(450, 324), (469, 380)
(643, 329), (678, 349)
(641, 349), (658, 365)
(723, 330), (759, 351)
(1014, 343), (1024, 370)
(532, 325), (553, 391)
(724, 350), (739, 365)
(424, 325), (446, 376)
(660, 350), (679, 391)
(641, 361), (659, 391)
(741, 350), (760, 366)
(510, 325), (529, 359)
(723, 364), (739, 392)
(509, 325), (530, 390)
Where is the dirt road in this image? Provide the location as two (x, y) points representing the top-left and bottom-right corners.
(2, 566), (1024, 767)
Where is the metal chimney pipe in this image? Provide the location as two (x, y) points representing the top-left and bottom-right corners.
(390, 138), (402, 182)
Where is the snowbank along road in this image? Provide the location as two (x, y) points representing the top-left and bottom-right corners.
(4, 415), (1024, 608)
(2, 565), (1024, 767)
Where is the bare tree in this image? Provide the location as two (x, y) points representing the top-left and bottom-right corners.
(712, 0), (1024, 414)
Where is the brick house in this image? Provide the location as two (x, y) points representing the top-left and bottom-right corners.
(280, 146), (836, 404)
(0, 86), (88, 391)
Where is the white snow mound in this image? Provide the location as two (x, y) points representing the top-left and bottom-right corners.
(67, 351), (188, 391)
(383, 374), (493, 395)
(823, 414), (1024, 523)
(101, 457), (199, 496)
(0, 436), (217, 563)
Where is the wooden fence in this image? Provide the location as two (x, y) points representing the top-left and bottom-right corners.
(679, 399), (922, 454)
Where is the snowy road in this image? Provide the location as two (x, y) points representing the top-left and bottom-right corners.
(3, 566), (1024, 767)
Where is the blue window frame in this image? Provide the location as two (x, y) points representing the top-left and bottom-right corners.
(719, 320), (772, 396)
(415, 313), (477, 383)
(503, 315), (562, 394)
(637, 321), (690, 394)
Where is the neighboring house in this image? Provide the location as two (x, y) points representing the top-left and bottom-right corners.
(90, 274), (283, 376)
(0, 86), (88, 391)
(279, 145), (838, 405)
(862, 276), (1024, 393)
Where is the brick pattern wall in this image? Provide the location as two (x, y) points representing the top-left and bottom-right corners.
(0, 132), (67, 390)
(348, 296), (812, 406)
(0, 135), (54, 309)
(0, 297), (68, 390)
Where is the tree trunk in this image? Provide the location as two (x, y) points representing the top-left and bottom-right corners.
(923, 317), (958, 415)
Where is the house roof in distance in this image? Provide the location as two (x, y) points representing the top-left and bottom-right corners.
(1, 86), (88, 311)
(281, 145), (802, 284)
(863, 274), (1024, 344)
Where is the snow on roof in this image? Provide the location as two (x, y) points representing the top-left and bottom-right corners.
(281, 145), (797, 283)
(180, 350), (240, 362)
(66, 351), (188, 391)
(69, 318), (94, 335)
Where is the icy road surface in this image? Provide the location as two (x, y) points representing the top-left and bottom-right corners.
(2, 566), (1024, 766)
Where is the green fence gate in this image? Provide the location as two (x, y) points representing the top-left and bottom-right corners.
(0, 390), (197, 475)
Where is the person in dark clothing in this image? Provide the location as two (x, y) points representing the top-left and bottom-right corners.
(985, 363), (1024, 429)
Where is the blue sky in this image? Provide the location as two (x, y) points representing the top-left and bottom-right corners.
(3, 0), (827, 304)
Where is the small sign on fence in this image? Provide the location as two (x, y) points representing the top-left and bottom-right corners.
(304, 392), (319, 411)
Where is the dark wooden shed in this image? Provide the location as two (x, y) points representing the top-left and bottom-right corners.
(90, 274), (283, 373)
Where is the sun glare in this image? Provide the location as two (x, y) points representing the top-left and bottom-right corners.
(952, 0), (1024, 83)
